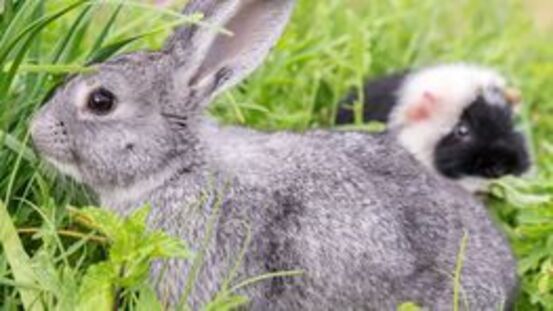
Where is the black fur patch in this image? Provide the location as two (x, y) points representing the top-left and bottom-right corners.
(336, 71), (409, 124)
(261, 190), (304, 301)
(434, 97), (530, 179)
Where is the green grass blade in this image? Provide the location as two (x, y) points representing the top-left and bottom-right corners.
(0, 0), (39, 51)
(64, 6), (94, 63)
(3, 131), (32, 210)
(87, 3), (124, 61)
(100, 0), (197, 20)
(0, 0), (14, 28)
(0, 33), (37, 95)
(86, 18), (191, 64)
(17, 4), (93, 110)
(228, 270), (304, 293)
(0, 130), (37, 164)
(453, 231), (469, 311)
(0, 0), (40, 92)
(17, 63), (94, 74)
(0, 200), (44, 311)
(0, 1), (90, 95)
(86, 36), (142, 64)
(50, 4), (94, 63)
(0, 0), (89, 66)
(177, 191), (224, 310)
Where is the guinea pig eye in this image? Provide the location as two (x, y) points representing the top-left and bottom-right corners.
(87, 88), (116, 115)
(454, 122), (470, 138)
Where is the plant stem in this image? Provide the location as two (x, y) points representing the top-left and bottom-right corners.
(453, 231), (469, 311)
(17, 228), (108, 244)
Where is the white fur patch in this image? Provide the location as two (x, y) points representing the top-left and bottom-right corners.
(389, 63), (509, 192)
(74, 81), (97, 112)
(457, 177), (491, 194)
(98, 160), (183, 208)
(45, 156), (83, 182)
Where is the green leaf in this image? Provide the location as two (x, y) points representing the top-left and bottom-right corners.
(77, 262), (116, 311)
(127, 205), (150, 231)
(518, 247), (549, 275)
(74, 205), (190, 306)
(136, 285), (164, 311)
(77, 206), (122, 239)
(0, 200), (44, 311)
(142, 230), (191, 259)
(491, 179), (552, 207)
(55, 267), (80, 311)
(538, 274), (550, 295)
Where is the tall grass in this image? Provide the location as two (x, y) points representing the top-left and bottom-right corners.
(0, 0), (196, 309)
(0, 0), (552, 310)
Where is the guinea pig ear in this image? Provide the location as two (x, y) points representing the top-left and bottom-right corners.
(405, 91), (439, 123)
(504, 87), (522, 113)
(165, 0), (295, 103)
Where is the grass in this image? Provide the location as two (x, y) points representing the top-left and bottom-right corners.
(0, 0), (552, 309)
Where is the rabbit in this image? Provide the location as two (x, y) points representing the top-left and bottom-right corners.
(336, 64), (531, 193)
(31, 0), (518, 310)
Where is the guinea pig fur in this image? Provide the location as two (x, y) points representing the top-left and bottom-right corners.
(337, 63), (531, 193)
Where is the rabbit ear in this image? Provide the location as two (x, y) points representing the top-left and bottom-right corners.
(165, 0), (295, 101)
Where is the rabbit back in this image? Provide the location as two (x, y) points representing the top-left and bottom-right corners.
(140, 126), (517, 310)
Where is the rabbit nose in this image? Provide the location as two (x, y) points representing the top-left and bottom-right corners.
(30, 110), (72, 162)
(473, 154), (512, 179)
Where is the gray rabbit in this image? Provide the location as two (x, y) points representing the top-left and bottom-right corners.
(31, 0), (517, 309)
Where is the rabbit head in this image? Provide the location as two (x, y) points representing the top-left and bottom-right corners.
(31, 0), (295, 193)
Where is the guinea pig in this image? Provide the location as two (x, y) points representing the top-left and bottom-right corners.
(336, 63), (531, 192)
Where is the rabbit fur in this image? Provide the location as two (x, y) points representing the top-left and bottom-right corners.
(31, 0), (517, 309)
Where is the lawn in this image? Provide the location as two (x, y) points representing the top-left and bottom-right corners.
(0, 0), (552, 310)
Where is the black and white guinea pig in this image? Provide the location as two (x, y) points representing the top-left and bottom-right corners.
(336, 63), (531, 193)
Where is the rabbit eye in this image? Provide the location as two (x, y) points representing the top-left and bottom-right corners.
(87, 88), (116, 115)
